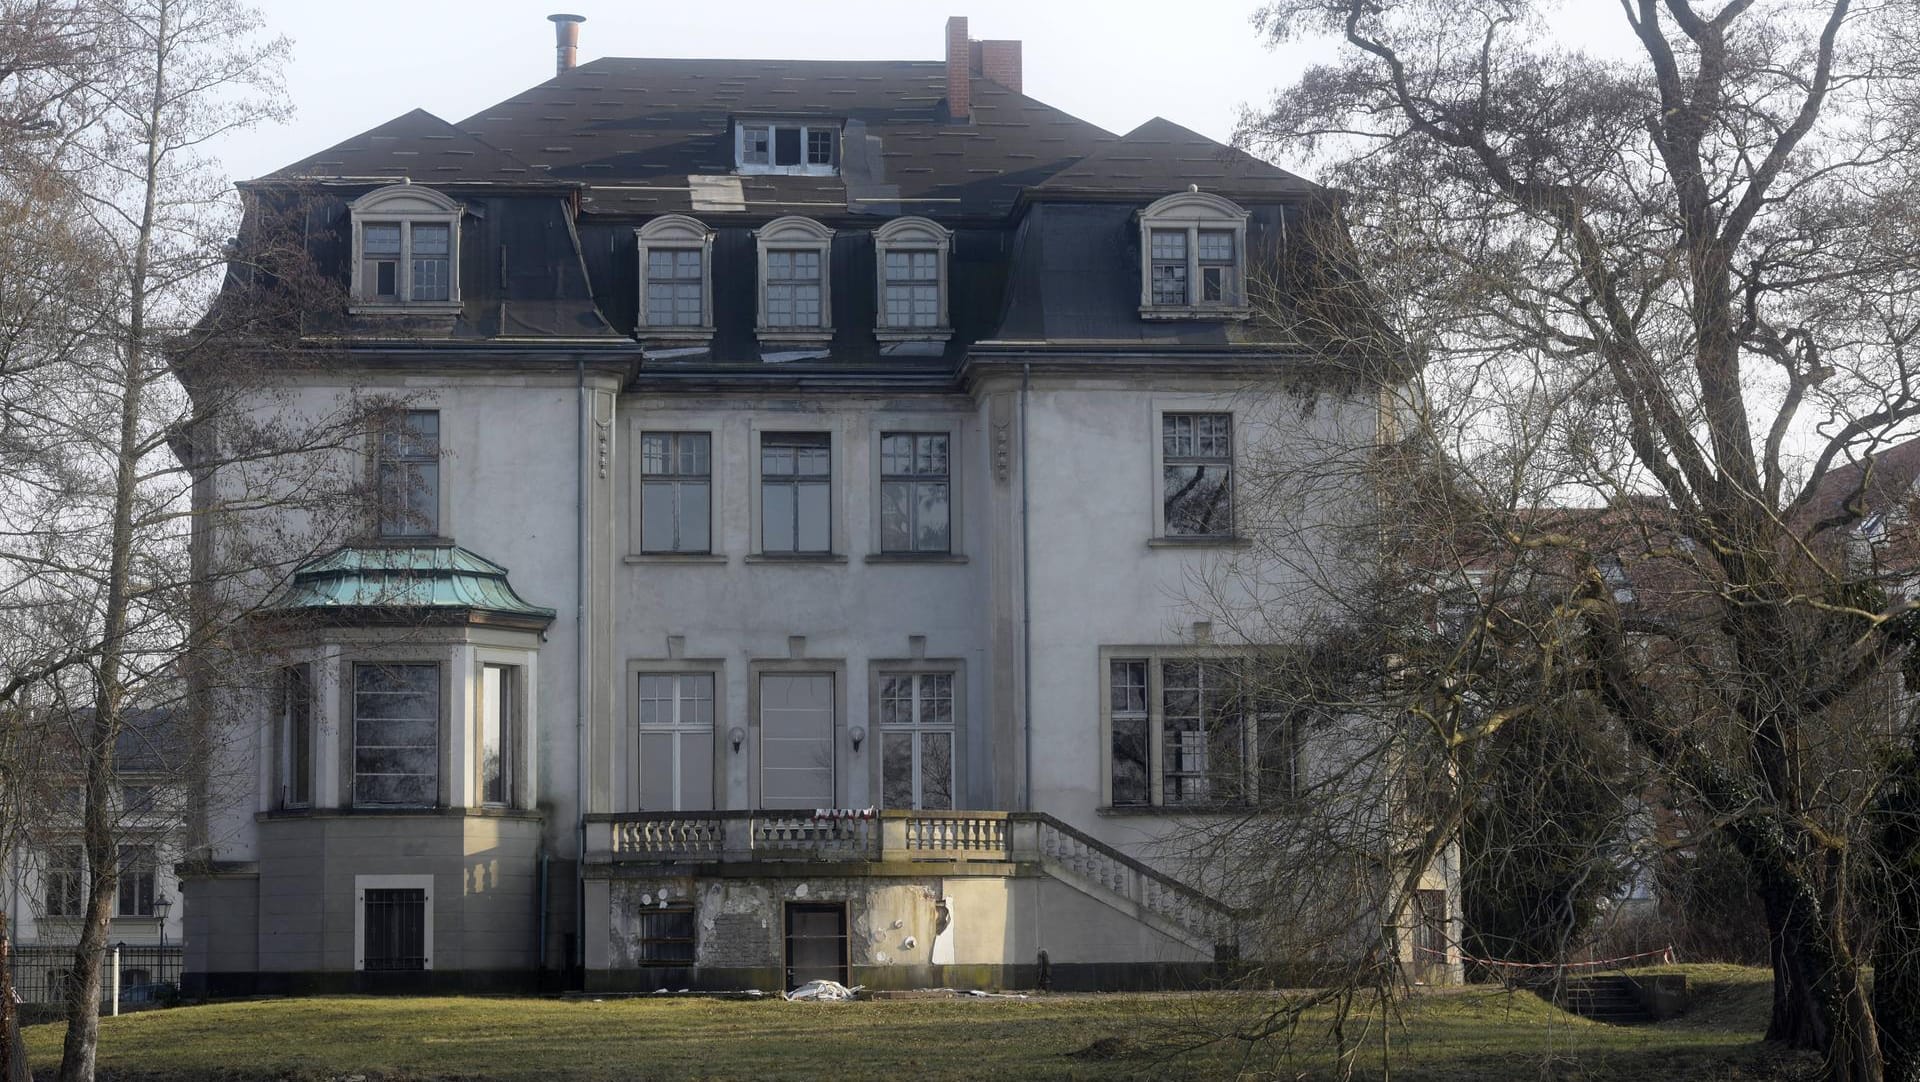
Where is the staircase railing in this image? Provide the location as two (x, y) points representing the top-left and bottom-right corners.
(585, 809), (1237, 946)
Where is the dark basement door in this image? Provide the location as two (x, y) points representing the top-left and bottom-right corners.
(784, 902), (849, 990)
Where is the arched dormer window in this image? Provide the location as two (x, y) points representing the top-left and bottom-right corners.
(635, 214), (716, 342)
(753, 216), (834, 344)
(873, 217), (953, 342)
(348, 184), (463, 313)
(1138, 189), (1251, 321)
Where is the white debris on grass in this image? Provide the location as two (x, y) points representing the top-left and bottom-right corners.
(784, 980), (864, 1001)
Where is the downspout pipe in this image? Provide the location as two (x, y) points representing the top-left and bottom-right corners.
(574, 357), (587, 976)
(1020, 362), (1033, 810)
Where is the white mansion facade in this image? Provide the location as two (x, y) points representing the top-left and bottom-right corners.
(176, 15), (1459, 994)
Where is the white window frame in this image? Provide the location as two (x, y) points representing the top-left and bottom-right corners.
(875, 430), (954, 556)
(478, 662), (517, 809)
(637, 431), (715, 555)
(872, 217), (953, 342)
(115, 845), (156, 918)
(374, 409), (442, 540)
(754, 216), (834, 345)
(1149, 399), (1241, 544)
(635, 215), (716, 342)
(874, 670), (959, 810)
(1137, 189), (1251, 321)
(735, 120), (841, 176)
(354, 873), (434, 972)
(1159, 411), (1235, 539)
(42, 845), (84, 918)
(752, 426), (837, 557)
(350, 660), (442, 809)
(348, 183), (463, 314)
(1096, 648), (1306, 810)
(633, 669), (719, 811)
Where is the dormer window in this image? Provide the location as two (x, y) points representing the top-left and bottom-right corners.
(1138, 189), (1251, 321)
(873, 217), (953, 342)
(735, 120), (840, 176)
(754, 216), (834, 344)
(635, 214), (716, 343)
(348, 184), (463, 314)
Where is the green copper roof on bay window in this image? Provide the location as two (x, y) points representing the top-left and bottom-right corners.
(265, 544), (556, 627)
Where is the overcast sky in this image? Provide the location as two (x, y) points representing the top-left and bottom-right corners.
(222, 0), (1638, 186)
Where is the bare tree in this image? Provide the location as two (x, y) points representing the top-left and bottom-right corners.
(1192, 2), (1920, 1080)
(0, 2), (392, 1079)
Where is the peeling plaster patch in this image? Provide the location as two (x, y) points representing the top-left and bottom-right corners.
(875, 951), (890, 963)
(641, 893), (653, 906)
(901, 936), (916, 950)
(794, 883), (810, 899)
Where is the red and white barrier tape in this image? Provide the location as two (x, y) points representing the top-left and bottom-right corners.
(1414, 944), (1675, 969)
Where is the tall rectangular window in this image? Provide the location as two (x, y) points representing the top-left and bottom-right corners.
(879, 433), (950, 554)
(363, 888), (428, 971)
(410, 223), (451, 302)
(480, 664), (515, 807)
(116, 846), (155, 917)
(879, 673), (954, 810)
(646, 249), (704, 326)
(43, 846), (83, 918)
(1197, 230), (1235, 303)
(1162, 660), (1243, 806)
(1109, 660), (1150, 806)
(354, 663), (439, 807)
(363, 223), (401, 299)
(377, 410), (439, 538)
(1162, 412), (1233, 537)
(639, 433), (712, 554)
(883, 251), (940, 328)
(636, 673), (715, 811)
(740, 125), (771, 165)
(765, 250), (823, 328)
(761, 433), (831, 554)
(281, 664), (312, 809)
(1150, 230), (1188, 306)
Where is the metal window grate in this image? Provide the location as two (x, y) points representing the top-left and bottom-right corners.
(363, 888), (427, 971)
(635, 908), (696, 965)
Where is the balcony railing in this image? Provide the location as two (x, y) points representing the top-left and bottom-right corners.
(584, 809), (1236, 947)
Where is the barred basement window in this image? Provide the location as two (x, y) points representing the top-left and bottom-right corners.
(634, 907), (696, 964)
(362, 888), (428, 971)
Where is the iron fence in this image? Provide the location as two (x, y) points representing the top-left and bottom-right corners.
(5, 944), (181, 1011)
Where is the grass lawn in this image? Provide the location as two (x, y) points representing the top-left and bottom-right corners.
(22, 964), (1818, 1081)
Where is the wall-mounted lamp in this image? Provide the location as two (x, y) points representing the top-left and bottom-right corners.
(729, 727), (746, 753)
(849, 726), (867, 752)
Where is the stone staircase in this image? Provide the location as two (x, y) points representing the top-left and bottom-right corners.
(1558, 975), (1654, 1025)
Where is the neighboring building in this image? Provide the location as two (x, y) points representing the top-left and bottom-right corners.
(2, 709), (187, 1007)
(179, 15), (1456, 994)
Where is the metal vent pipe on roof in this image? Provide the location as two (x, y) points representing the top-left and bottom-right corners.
(549, 14), (585, 76)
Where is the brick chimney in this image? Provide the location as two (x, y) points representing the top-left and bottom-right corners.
(945, 17), (1024, 122)
(549, 14), (585, 76)
(945, 16), (971, 121)
(978, 39), (1022, 95)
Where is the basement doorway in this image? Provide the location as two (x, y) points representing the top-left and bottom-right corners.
(784, 902), (848, 990)
(1412, 889), (1448, 983)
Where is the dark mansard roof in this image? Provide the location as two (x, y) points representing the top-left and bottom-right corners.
(255, 58), (1314, 219)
